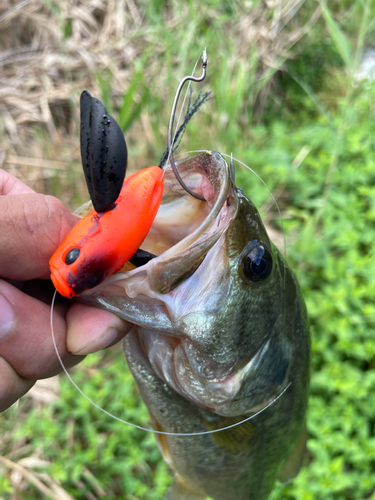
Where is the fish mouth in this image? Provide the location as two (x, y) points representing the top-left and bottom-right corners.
(79, 152), (288, 415)
(81, 151), (236, 329)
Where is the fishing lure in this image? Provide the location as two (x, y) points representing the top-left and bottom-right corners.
(50, 51), (209, 298)
(49, 91), (164, 298)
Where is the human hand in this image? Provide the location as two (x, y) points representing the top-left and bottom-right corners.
(0, 169), (132, 412)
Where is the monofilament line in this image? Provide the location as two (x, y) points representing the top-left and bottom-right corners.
(51, 288), (291, 437)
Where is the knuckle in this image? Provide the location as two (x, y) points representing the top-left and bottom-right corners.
(0, 357), (32, 412)
(36, 195), (75, 251)
(0, 169), (14, 196)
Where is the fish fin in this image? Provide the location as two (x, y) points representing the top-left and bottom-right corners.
(150, 413), (174, 469)
(149, 414), (207, 500)
(202, 415), (257, 453)
(166, 474), (207, 500)
(278, 424), (307, 483)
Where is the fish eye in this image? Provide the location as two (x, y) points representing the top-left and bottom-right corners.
(243, 244), (272, 282)
(65, 248), (80, 265)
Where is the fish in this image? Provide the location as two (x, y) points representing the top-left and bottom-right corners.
(76, 150), (310, 500)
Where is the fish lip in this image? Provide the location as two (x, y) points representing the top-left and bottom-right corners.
(144, 151), (236, 295)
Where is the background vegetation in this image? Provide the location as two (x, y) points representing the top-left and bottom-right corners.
(0, 0), (375, 499)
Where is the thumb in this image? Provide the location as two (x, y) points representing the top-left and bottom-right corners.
(0, 193), (78, 280)
(66, 303), (133, 355)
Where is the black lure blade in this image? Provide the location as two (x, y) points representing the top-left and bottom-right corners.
(80, 90), (128, 212)
(129, 249), (157, 267)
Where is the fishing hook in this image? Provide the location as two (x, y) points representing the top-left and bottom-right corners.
(168, 49), (208, 202)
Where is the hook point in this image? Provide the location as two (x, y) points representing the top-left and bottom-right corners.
(202, 48), (207, 68)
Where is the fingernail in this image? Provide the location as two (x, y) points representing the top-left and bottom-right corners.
(72, 327), (120, 355)
(0, 296), (14, 340)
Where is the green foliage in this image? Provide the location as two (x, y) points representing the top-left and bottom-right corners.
(118, 68), (150, 133)
(2, 1), (375, 499)
(97, 72), (114, 117)
(4, 349), (171, 499)
(320, 0), (353, 69)
(236, 83), (375, 500)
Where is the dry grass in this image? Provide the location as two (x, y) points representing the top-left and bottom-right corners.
(0, 0), (318, 207)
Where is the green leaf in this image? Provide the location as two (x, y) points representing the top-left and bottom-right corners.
(319, 1), (352, 69)
(118, 71), (149, 132)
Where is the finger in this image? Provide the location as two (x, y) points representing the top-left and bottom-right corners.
(0, 280), (84, 380)
(0, 357), (34, 412)
(0, 193), (79, 280)
(66, 302), (133, 355)
(0, 169), (36, 195)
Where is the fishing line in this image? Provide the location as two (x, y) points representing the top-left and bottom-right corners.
(50, 151), (290, 437)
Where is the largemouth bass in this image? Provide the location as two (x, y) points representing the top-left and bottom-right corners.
(78, 151), (310, 500)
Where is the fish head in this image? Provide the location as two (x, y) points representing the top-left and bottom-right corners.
(79, 151), (307, 417)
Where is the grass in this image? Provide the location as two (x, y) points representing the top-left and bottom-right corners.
(1, 0), (375, 499)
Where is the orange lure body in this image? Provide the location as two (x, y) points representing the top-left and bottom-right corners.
(50, 166), (164, 298)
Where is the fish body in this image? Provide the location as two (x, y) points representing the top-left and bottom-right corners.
(50, 166), (164, 298)
(78, 152), (310, 500)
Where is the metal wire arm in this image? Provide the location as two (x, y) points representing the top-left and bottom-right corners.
(168, 49), (208, 202)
